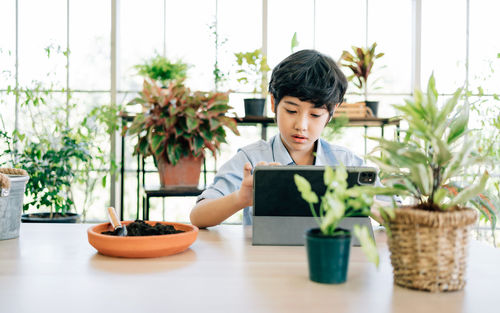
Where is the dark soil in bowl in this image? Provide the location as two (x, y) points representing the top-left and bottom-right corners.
(102, 220), (185, 236)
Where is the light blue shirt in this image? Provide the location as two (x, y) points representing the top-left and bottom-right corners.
(197, 134), (366, 225)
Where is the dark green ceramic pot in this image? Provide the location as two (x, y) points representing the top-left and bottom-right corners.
(305, 228), (351, 284)
(244, 98), (266, 117)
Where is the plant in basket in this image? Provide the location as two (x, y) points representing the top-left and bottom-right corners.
(339, 42), (384, 116)
(368, 74), (497, 292)
(126, 79), (240, 187)
(294, 164), (381, 284)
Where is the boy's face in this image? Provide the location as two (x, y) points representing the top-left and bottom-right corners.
(271, 95), (331, 156)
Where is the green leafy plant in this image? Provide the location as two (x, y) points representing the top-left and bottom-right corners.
(0, 124), (91, 217)
(18, 131), (92, 216)
(234, 49), (271, 96)
(2, 46), (111, 219)
(339, 42), (384, 100)
(322, 114), (349, 143)
(126, 79), (240, 165)
(464, 53), (500, 239)
(76, 104), (122, 221)
(0, 127), (21, 169)
(135, 54), (188, 86)
(367, 74), (496, 224)
(294, 164), (380, 267)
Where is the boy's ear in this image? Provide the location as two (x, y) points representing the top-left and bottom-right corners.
(270, 95), (276, 113)
(327, 103), (341, 125)
(331, 102), (341, 115)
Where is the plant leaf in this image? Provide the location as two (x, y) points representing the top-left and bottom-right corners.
(353, 225), (379, 268)
(447, 104), (469, 144)
(151, 134), (164, 156)
(186, 117), (199, 132)
(294, 174), (319, 204)
(324, 166), (335, 186)
(447, 171), (489, 208)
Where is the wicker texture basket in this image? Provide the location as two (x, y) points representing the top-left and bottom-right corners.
(333, 102), (374, 118)
(388, 206), (478, 292)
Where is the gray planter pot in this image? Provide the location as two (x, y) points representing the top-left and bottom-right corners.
(0, 175), (29, 240)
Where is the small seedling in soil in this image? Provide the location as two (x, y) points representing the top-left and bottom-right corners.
(102, 220), (184, 236)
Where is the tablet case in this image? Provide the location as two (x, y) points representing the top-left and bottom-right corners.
(252, 165), (377, 246)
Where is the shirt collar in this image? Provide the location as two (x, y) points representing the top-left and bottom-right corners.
(271, 134), (328, 166)
(314, 139), (326, 165)
(272, 135), (295, 165)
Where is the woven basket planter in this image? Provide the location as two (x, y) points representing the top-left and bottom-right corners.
(387, 206), (477, 292)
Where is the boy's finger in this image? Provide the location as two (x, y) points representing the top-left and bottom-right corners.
(269, 162), (281, 166)
(256, 161), (268, 166)
(243, 162), (252, 178)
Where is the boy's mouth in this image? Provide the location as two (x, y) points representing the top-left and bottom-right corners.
(291, 134), (308, 143)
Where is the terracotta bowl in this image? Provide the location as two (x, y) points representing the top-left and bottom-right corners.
(87, 221), (198, 258)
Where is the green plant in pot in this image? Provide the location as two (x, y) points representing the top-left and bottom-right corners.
(339, 42), (384, 116)
(294, 164), (380, 284)
(135, 54), (188, 87)
(2, 46), (96, 223)
(126, 79), (240, 187)
(234, 49), (271, 117)
(368, 74), (497, 292)
(1, 127), (91, 223)
(19, 131), (92, 222)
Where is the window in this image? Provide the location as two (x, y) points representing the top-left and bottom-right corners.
(1, 0), (498, 223)
(421, 0), (467, 93)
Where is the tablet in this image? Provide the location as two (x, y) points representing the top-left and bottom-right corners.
(252, 165), (377, 246)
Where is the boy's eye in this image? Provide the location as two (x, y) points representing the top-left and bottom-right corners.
(311, 111), (325, 118)
(285, 109), (297, 114)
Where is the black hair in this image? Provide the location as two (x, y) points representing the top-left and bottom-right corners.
(268, 49), (347, 115)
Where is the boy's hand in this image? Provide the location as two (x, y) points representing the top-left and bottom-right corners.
(237, 161), (280, 207)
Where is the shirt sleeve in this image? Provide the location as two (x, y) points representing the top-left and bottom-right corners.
(197, 150), (250, 203)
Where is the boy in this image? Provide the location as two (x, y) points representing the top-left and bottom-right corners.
(190, 49), (364, 228)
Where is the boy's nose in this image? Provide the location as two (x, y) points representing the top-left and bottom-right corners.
(294, 114), (308, 131)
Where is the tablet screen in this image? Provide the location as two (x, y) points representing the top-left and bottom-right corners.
(253, 165), (376, 217)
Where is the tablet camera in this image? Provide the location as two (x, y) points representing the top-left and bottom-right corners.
(358, 171), (376, 185)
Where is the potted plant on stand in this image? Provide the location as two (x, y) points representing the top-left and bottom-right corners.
(339, 42), (384, 117)
(368, 75), (497, 292)
(126, 79), (240, 187)
(294, 164), (382, 284)
(234, 49), (271, 117)
(135, 54), (188, 87)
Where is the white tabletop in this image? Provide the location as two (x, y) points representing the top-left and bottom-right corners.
(0, 223), (498, 313)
